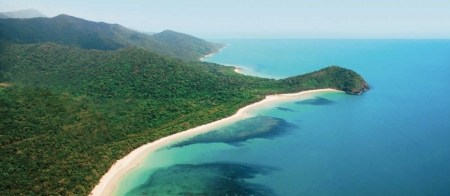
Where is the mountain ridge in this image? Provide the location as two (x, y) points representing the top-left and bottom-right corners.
(0, 9), (46, 19)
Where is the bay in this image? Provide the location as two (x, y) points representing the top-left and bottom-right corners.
(115, 39), (450, 196)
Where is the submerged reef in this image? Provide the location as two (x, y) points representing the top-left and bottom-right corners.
(126, 162), (277, 196)
(295, 96), (335, 106)
(170, 116), (296, 148)
(275, 107), (296, 112)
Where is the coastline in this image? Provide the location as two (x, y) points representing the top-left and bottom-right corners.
(89, 88), (341, 196)
(199, 44), (228, 61)
(198, 45), (246, 77)
(199, 52), (215, 61)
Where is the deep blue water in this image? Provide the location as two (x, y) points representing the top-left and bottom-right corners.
(116, 40), (450, 196)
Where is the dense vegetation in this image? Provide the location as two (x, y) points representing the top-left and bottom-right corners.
(281, 66), (370, 94)
(0, 15), (224, 61)
(0, 15), (368, 196)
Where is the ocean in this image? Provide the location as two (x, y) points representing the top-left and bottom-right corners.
(114, 39), (450, 196)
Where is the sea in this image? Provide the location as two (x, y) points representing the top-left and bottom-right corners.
(114, 39), (450, 196)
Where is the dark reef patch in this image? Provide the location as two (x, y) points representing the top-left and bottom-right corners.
(126, 162), (277, 196)
(170, 116), (296, 148)
(295, 96), (335, 106)
(275, 107), (296, 112)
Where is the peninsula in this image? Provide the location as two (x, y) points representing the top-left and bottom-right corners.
(0, 13), (369, 195)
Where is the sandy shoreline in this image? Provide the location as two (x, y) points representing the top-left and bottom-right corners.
(199, 44), (228, 61)
(89, 88), (340, 196)
(200, 45), (244, 75)
(199, 52), (214, 61)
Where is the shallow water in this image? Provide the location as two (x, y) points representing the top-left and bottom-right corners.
(115, 40), (450, 196)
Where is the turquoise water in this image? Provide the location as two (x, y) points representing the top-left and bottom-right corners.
(116, 40), (450, 196)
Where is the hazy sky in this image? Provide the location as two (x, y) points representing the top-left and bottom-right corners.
(1, 0), (449, 38)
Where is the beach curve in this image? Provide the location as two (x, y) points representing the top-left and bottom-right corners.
(89, 88), (341, 196)
(199, 44), (228, 61)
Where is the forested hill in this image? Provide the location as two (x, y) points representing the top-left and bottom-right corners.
(282, 66), (370, 95)
(0, 14), (224, 60)
(152, 30), (225, 58)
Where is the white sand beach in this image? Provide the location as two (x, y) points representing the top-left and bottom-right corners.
(199, 52), (214, 61)
(89, 88), (340, 196)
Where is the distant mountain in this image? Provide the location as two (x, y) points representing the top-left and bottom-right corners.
(152, 30), (224, 57)
(0, 9), (46, 18)
(0, 14), (224, 60)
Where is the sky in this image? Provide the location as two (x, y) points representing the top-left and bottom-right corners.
(1, 0), (449, 39)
